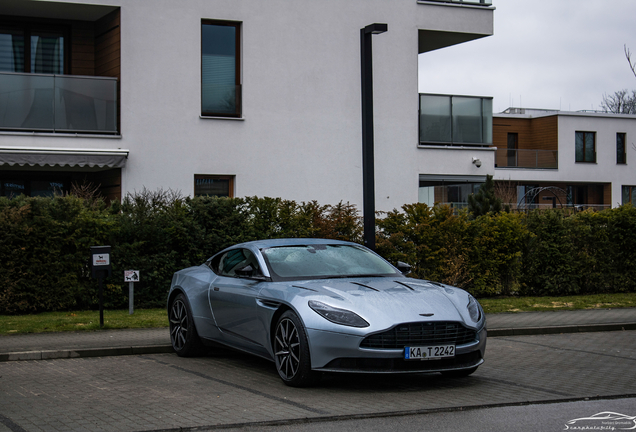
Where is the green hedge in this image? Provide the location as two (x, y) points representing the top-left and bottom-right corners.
(1, 192), (634, 314)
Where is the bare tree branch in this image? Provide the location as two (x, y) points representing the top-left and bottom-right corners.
(626, 44), (636, 79)
(601, 89), (636, 114)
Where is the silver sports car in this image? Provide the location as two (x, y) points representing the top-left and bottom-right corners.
(168, 238), (486, 387)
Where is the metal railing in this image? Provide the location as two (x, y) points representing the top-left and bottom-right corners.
(0, 72), (118, 134)
(506, 203), (611, 213)
(495, 149), (558, 169)
(420, 0), (492, 5)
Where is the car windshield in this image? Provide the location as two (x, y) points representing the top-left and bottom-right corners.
(261, 244), (399, 281)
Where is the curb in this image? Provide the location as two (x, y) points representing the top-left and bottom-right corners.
(488, 322), (636, 337)
(1, 323), (635, 362)
(0, 344), (174, 362)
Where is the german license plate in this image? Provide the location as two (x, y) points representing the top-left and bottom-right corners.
(405, 345), (455, 360)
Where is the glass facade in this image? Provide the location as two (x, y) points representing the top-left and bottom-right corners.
(418, 178), (483, 208)
(419, 94), (492, 146)
(1, 176), (68, 198)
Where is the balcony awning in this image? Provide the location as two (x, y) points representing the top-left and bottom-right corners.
(0, 146), (129, 169)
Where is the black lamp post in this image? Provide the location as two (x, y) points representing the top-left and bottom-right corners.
(360, 23), (387, 251)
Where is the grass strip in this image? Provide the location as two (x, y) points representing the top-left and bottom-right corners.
(478, 292), (636, 314)
(0, 309), (168, 335)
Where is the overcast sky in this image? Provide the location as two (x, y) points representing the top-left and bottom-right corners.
(417, 0), (636, 113)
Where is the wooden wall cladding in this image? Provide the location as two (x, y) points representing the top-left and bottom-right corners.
(95, 9), (121, 79)
(493, 116), (558, 152)
(70, 21), (95, 76)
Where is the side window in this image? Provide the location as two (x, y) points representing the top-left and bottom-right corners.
(212, 249), (259, 277)
(201, 20), (241, 117)
(575, 131), (596, 163)
(617, 133), (627, 164)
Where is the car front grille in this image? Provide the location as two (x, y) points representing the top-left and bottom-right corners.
(360, 321), (477, 349)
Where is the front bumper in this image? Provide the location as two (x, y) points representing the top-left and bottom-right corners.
(307, 326), (487, 373)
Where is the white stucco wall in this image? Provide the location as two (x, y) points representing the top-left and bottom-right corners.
(1, 0), (494, 212)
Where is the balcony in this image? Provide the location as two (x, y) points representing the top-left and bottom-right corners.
(421, 0), (492, 5)
(0, 72), (118, 135)
(419, 94), (492, 146)
(495, 149), (558, 169)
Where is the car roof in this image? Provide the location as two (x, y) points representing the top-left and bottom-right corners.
(231, 238), (359, 250)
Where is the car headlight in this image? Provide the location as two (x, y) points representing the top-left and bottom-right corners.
(467, 294), (482, 322)
(308, 300), (369, 328)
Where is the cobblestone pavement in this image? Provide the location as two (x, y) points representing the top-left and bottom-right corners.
(0, 330), (634, 432)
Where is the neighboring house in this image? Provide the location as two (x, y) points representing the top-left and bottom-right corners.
(0, 0), (494, 211)
(491, 108), (636, 209)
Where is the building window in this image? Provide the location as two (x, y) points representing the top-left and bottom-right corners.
(623, 186), (636, 205)
(194, 175), (234, 197)
(201, 20), (241, 117)
(507, 133), (518, 167)
(1, 174), (68, 198)
(0, 23), (67, 74)
(617, 133), (626, 164)
(575, 131), (596, 163)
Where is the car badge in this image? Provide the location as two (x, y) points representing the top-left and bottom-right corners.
(419, 313), (434, 317)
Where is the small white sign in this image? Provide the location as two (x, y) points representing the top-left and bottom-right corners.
(124, 270), (140, 282)
(92, 254), (110, 266)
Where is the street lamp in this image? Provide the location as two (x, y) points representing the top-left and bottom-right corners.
(360, 23), (387, 251)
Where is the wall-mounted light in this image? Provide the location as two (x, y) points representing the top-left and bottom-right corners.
(472, 157), (482, 168)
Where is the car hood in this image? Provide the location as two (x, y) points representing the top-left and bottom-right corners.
(260, 277), (481, 332)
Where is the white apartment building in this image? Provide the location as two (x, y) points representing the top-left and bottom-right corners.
(0, 0), (494, 211)
(492, 108), (636, 209)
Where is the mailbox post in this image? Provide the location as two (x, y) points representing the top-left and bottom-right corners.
(90, 246), (112, 328)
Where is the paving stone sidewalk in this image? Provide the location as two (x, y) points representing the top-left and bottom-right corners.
(0, 308), (634, 361)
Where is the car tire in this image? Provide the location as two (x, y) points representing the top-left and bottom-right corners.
(273, 310), (319, 387)
(441, 366), (478, 378)
(169, 293), (203, 357)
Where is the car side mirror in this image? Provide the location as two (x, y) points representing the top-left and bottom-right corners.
(396, 261), (412, 275)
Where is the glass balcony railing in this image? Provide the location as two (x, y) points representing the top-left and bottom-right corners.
(495, 149), (558, 169)
(419, 94), (493, 146)
(0, 72), (118, 134)
(420, 0), (492, 5)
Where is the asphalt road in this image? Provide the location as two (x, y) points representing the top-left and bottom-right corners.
(217, 397), (636, 432)
(0, 330), (634, 432)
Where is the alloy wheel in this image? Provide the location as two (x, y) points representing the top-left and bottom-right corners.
(170, 298), (188, 351)
(275, 317), (301, 380)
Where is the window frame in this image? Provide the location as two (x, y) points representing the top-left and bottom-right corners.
(575, 131), (596, 163)
(200, 19), (241, 118)
(623, 185), (636, 205)
(617, 132), (627, 165)
(194, 174), (234, 198)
